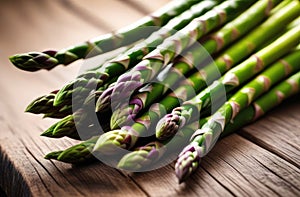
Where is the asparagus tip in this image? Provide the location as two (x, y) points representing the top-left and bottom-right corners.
(9, 55), (35, 71)
(53, 92), (66, 107)
(41, 125), (56, 137)
(24, 104), (33, 113)
(155, 114), (180, 140)
(117, 151), (144, 171)
(9, 52), (58, 72)
(44, 151), (63, 160)
(93, 129), (131, 154)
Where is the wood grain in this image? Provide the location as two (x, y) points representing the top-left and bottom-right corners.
(0, 0), (299, 196)
(239, 95), (300, 168)
(198, 134), (300, 196)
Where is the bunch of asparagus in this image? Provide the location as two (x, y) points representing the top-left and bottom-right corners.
(10, 0), (300, 183)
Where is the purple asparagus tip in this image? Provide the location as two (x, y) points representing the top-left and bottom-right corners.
(110, 98), (143, 129)
(175, 144), (201, 183)
(156, 108), (186, 140)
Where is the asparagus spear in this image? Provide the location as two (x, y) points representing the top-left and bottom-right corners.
(52, 0), (219, 106)
(41, 2), (298, 140)
(175, 70), (300, 183)
(9, 0), (201, 72)
(109, 0), (281, 129)
(156, 25), (300, 140)
(96, 0), (255, 113)
(117, 107), (224, 171)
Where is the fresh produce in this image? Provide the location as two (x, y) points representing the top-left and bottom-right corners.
(9, 0), (201, 71)
(11, 0), (300, 185)
(45, 136), (98, 163)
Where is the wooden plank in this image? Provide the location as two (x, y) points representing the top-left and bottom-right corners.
(126, 165), (232, 197)
(195, 134), (300, 196)
(239, 95), (300, 168)
(0, 118), (147, 197)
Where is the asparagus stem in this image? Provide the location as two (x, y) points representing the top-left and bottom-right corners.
(109, 0), (282, 129)
(175, 70), (300, 183)
(10, 0), (201, 71)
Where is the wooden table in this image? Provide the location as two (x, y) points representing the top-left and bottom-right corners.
(0, 0), (299, 196)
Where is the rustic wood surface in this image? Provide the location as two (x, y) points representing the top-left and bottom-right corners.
(0, 0), (299, 196)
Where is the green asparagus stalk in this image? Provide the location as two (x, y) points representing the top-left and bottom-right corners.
(269, 0), (292, 14)
(9, 0), (202, 71)
(175, 70), (300, 183)
(96, 0), (255, 112)
(41, 106), (111, 139)
(109, 0), (282, 129)
(117, 104), (227, 171)
(155, 23), (300, 140)
(52, 0), (219, 107)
